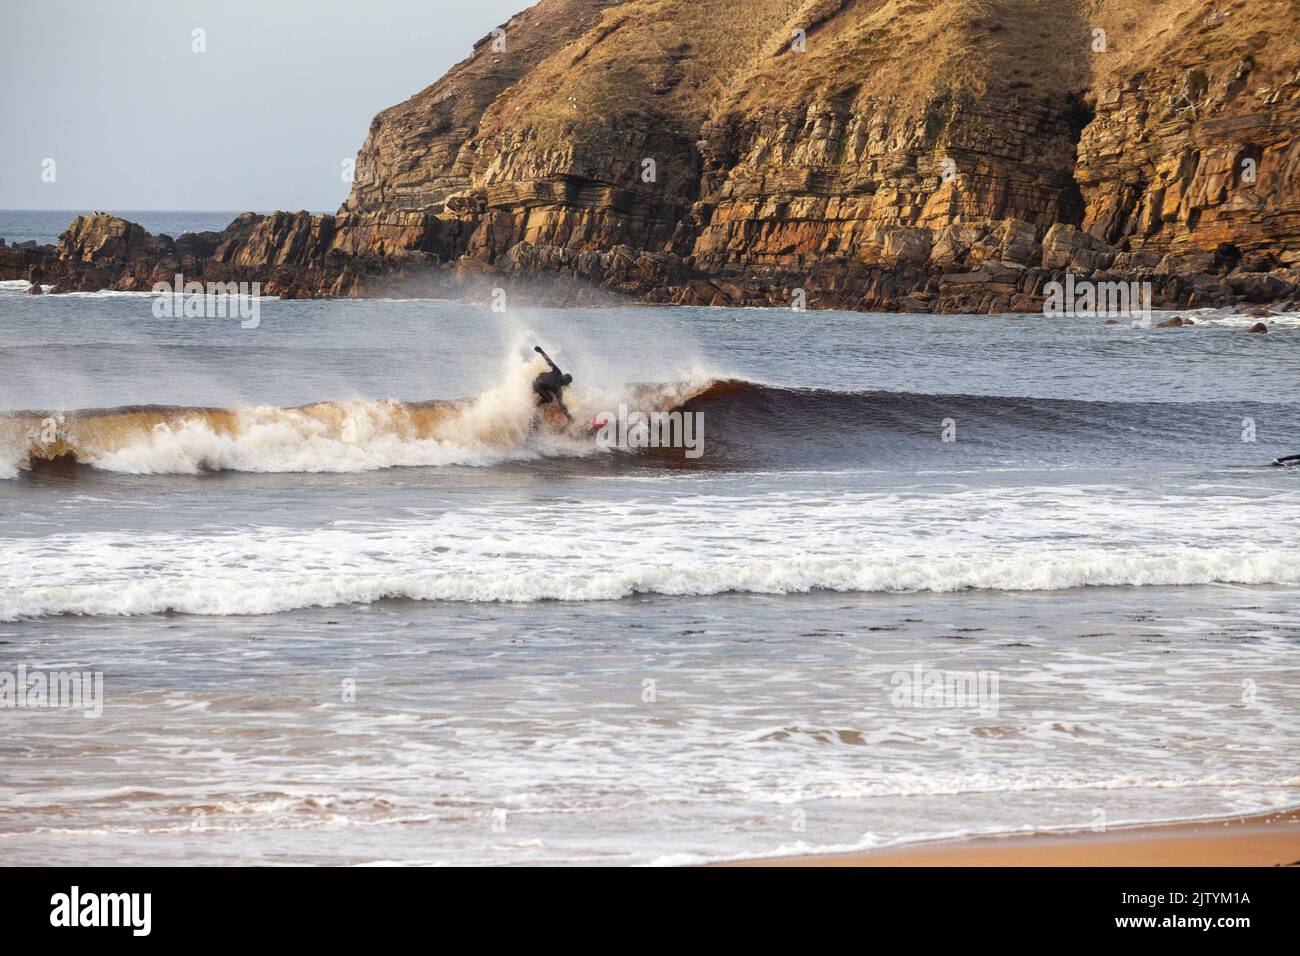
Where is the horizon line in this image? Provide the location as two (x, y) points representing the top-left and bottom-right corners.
(0, 207), (330, 214)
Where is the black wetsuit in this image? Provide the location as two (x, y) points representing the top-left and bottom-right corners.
(532, 347), (571, 420)
(533, 368), (567, 405)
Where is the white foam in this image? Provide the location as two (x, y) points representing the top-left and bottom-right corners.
(1190, 310), (1300, 329)
(1, 548), (1294, 620)
(85, 401), (550, 475)
(0, 280), (146, 298)
(0, 336), (714, 477)
(3, 485), (1298, 619)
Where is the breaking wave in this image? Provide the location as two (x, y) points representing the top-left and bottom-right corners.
(3, 482), (1299, 619)
(0, 368), (708, 479)
(2, 548), (1297, 621)
(3, 376), (1295, 479)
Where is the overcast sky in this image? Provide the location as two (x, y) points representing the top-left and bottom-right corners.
(0, 0), (531, 211)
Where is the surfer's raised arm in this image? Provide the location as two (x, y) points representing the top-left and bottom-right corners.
(534, 345), (561, 373)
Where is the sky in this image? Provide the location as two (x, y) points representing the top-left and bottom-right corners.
(0, 0), (533, 212)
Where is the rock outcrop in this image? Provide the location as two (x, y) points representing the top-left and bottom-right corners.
(5, 0), (1300, 312)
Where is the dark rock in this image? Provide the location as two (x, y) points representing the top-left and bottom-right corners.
(1231, 273), (1291, 303)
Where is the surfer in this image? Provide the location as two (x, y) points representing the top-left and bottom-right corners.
(532, 346), (573, 423)
(1273, 453), (1300, 466)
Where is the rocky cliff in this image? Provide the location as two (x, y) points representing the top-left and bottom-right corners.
(7, 0), (1300, 312)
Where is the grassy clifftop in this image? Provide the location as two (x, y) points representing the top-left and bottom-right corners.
(302, 0), (1300, 306)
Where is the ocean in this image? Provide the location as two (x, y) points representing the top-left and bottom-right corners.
(1, 211), (1299, 865)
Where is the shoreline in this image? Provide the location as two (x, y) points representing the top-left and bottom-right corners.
(718, 807), (1300, 867)
(5, 210), (1298, 314)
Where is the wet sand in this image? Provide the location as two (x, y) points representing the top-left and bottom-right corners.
(724, 808), (1300, 867)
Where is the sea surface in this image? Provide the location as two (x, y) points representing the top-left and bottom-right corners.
(1, 225), (1298, 864)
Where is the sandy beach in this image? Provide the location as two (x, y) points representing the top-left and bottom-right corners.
(725, 808), (1300, 867)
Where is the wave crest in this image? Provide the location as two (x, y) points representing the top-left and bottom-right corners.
(0, 374), (712, 477)
(4, 547), (1297, 621)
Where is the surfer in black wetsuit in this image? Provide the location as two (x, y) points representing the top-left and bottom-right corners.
(532, 346), (573, 422)
(1274, 453), (1300, 466)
